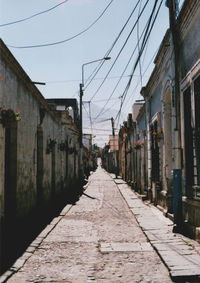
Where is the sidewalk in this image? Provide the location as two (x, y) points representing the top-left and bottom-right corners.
(112, 175), (200, 282)
(1, 166), (200, 282)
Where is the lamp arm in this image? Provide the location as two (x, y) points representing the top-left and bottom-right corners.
(82, 57), (111, 85)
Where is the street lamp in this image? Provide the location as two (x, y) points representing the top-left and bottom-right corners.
(79, 56), (111, 180)
(81, 57), (111, 86)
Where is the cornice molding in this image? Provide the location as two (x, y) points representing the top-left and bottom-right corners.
(179, 0), (200, 41)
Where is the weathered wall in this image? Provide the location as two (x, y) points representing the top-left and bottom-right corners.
(178, 0), (200, 240)
(149, 84), (163, 120)
(0, 127), (4, 219)
(135, 0), (200, 239)
(0, 39), (80, 224)
(180, 0), (200, 79)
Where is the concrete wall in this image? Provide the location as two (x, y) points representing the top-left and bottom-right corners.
(150, 84), (163, 120)
(180, 0), (200, 79)
(135, 0), (200, 240)
(0, 39), (80, 224)
(178, 0), (200, 240)
(0, 127), (4, 220)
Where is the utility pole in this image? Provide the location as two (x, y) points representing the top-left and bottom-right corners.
(166, 0), (183, 232)
(79, 83), (84, 180)
(111, 117), (118, 178)
(167, 0), (180, 131)
(88, 101), (93, 135)
(79, 57), (111, 181)
(111, 117), (115, 136)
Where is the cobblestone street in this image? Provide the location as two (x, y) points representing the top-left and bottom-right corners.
(1, 1), (200, 282)
(2, 164), (173, 283)
(2, 163), (200, 283)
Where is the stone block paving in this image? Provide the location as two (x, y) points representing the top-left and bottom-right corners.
(1, 166), (199, 282)
(115, 177), (200, 282)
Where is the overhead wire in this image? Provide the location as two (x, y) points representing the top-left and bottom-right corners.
(0, 0), (69, 27)
(84, 0), (142, 90)
(124, 36), (160, 107)
(84, 63), (101, 86)
(122, 15), (160, 110)
(137, 0), (143, 89)
(83, 102), (93, 134)
(93, 97), (119, 103)
(115, 0), (160, 125)
(6, 0), (115, 49)
(83, 102), (89, 117)
(123, 46), (159, 108)
(95, 97), (121, 119)
(116, 0), (163, 127)
(94, 15), (151, 121)
(88, 102), (93, 135)
(88, 0), (150, 102)
(42, 74), (142, 84)
(115, 0), (163, 127)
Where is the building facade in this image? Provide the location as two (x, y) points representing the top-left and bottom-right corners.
(102, 0), (200, 241)
(0, 39), (81, 271)
(137, 0), (200, 240)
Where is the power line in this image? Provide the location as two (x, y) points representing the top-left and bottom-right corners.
(94, 13), (151, 121)
(97, 98), (120, 118)
(115, 0), (163, 127)
(123, 45), (159, 109)
(6, 0), (115, 49)
(83, 101), (94, 134)
(83, 103), (89, 117)
(116, 0), (163, 127)
(84, 0), (141, 90)
(88, 102), (93, 135)
(123, 32), (156, 107)
(137, 0), (143, 89)
(44, 75), (142, 84)
(116, 0), (160, 125)
(121, 21), (160, 110)
(88, 0), (150, 102)
(93, 97), (119, 103)
(0, 0), (69, 27)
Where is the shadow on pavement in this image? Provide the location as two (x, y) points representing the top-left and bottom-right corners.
(0, 178), (88, 275)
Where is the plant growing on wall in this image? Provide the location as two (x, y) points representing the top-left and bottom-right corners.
(152, 128), (163, 142)
(15, 109), (21, 121)
(0, 108), (21, 127)
(133, 142), (142, 149)
(125, 147), (132, 153)
(59, 140), (68, 151)
(46, 138), (57, 154)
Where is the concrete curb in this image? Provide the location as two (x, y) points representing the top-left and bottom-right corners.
(0, 204), (73, 283)
(110, 174), (200, 282)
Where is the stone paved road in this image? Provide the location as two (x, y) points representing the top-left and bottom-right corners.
(5, 165), (173, 283)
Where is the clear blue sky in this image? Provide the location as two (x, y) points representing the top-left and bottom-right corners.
(0, 0), (184, 146)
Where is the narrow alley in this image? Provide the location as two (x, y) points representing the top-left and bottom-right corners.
(1, 162), (200, 283)
(1, 1), (200, 282)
